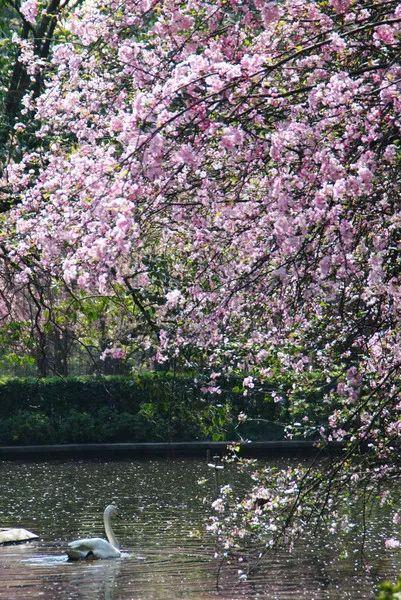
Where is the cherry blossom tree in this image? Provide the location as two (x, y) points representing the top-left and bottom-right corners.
(2, 0), (401, 561)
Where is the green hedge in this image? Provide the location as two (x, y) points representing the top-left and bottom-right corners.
(0, 373), (288, 444)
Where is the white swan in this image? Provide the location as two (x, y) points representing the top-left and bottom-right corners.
(0, 528), (38, 544)
(66, 504), (121, 560)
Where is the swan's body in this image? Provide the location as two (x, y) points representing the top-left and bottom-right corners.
(66, 504), (121, 560)
(0, 528), (38, 544)
(66, 537), (121, 560)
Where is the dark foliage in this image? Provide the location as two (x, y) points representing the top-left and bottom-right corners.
(0, 373), (288, 444)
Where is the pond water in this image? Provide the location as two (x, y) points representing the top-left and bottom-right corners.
(0, 458), (400, 599)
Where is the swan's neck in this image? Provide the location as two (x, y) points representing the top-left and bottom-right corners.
(104, 512), (119, 549)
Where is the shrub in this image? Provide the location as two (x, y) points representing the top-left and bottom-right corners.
(0, 410), (55, 444)
(377, 577), (401, 599)
(56, 410), (97, 443)
(0, 372), (300, 444)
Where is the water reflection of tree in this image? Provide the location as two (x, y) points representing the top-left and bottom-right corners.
(89, 559), (121, 600)
(59, 558), (122, 600)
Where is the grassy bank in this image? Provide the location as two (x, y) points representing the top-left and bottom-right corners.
(0, 373), (288, 444)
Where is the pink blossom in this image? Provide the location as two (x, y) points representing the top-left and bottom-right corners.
(330, 33), (346, 52)
(385, 538), (401, 549)
(330, 0), (351, 13)
(165, 289), (183, 308)
(261, 4), (280, 27)
(200, 385), (222, 395)
(171, 144), (200, 168)
(383, 145), (397, 163)
(319, 256), (331, 277)
(211, 498), (225, 513)
(100, 347), (126, 361)
(243, 376), (255, 389)
(256, 349), (268, 363)
(110, 117), (124, 132)
(20, 0), (38, 24)
(221, 127), (245, 150)
(375, 25), (397, 45)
